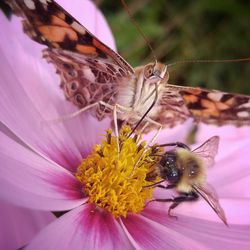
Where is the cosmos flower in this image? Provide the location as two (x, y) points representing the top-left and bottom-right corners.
(1, 0), (250, 249)
(0, 201), (55, 250)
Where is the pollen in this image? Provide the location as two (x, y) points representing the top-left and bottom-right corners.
(76, 126), (161, 218)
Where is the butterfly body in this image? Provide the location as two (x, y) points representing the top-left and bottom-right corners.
(115, 63), (167, 125)
(6, 0), (250, 130)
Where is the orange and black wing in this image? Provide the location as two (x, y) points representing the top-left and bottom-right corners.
(6, 0), (134, 118)
(6, 0), (133, 73)
(161, 84), (250, 127)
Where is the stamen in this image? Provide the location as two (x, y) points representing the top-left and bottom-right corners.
(76, 126), (162, 218)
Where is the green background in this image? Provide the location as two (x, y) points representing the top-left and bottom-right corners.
(99, 0), (250, 95)
(1, 0), (249, 94)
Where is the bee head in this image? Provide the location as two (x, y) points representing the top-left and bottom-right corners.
(158, 152), (182, 184)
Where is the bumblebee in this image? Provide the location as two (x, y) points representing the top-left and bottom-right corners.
(148, 136), (228, 225)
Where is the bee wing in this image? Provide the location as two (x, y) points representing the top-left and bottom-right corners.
(193, 184), (228, 226)
(192, 136), (220, 168)
(159, 84), (250, 127)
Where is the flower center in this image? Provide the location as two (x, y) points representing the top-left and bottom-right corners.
(76, 126), (161, 218)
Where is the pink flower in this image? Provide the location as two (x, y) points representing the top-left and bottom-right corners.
(1, 0), (250, 249)
(0, 201), (55, 250)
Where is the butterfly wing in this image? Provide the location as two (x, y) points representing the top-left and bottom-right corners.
(165, 85), (250, 127)
(7, 0), (134, 118)
(8, 1), (250, 128)
(7, 0), (133, 73)
(44, 48), (132, 119)
(141, 83), (250, 132)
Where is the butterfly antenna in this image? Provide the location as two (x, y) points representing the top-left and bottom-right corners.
(168, 57), (250, 68)
(120, 0), (158, 64)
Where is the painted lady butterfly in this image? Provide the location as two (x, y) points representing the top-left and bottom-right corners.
(6, 0), (250, 131)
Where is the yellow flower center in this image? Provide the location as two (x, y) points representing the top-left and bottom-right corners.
(76, 126), (161, 218)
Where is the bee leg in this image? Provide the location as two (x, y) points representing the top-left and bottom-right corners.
(144, 183), (176, 189)
(170, 191), (199, 205)
(156, 184), (176, 189)
(144, 184), (174, 206)
(146, 197), (173, 208)
(168, 202), (179, 220)
(149, 197), (177, 217)
(169, 192), (199, 216)
(153, 191), (199, 219)
(155, 142), (190, 150)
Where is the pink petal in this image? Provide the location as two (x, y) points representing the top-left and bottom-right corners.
(215, 137), (250, 162)
(207, 139), (250, 193)
(27, 204), (133, 250)
(0, 46), (80, 171)
(0, 131), (85, 210)
(173, 198), (250, 225)
(0, 201), (55, 250)
(219, 176), (250, 198)
(143, 197), (250, 225)
(0, 10), (111, 171)
(142, 202), (250, 249)
(121, 213), (206, 249)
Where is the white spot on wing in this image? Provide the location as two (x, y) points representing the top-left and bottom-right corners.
(71, 22), (86, 34)
(207, 92), (224, 102)
(83, 67), (95, 82)
(39, 0), (51, 4)
(24, 0), (35, 9)
(239, 102), (250, 108)
(237, 111), (249, 118)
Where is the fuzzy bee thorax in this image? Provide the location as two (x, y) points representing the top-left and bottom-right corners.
(175, 148), (206, 193)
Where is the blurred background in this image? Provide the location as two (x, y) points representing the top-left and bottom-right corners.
(1, 0), (249, 94)
(98, 0), (250, 95)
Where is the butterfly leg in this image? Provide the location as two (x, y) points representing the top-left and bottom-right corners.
(47, 101), (129, 125)
(113, 103), (133, 112)
(100, 102), (164, 140)
(127, 125), (161, 178)
(127, 121), (162, 179)
(148, 123), (162, 145)
(44, 102), (101, 125)
(114, 103), (163, 131)
(113, 104), (120, 160)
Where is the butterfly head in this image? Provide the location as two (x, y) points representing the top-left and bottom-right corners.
(143, 62), (169, 84)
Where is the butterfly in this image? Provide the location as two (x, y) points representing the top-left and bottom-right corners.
(6, 0), (250, 131)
